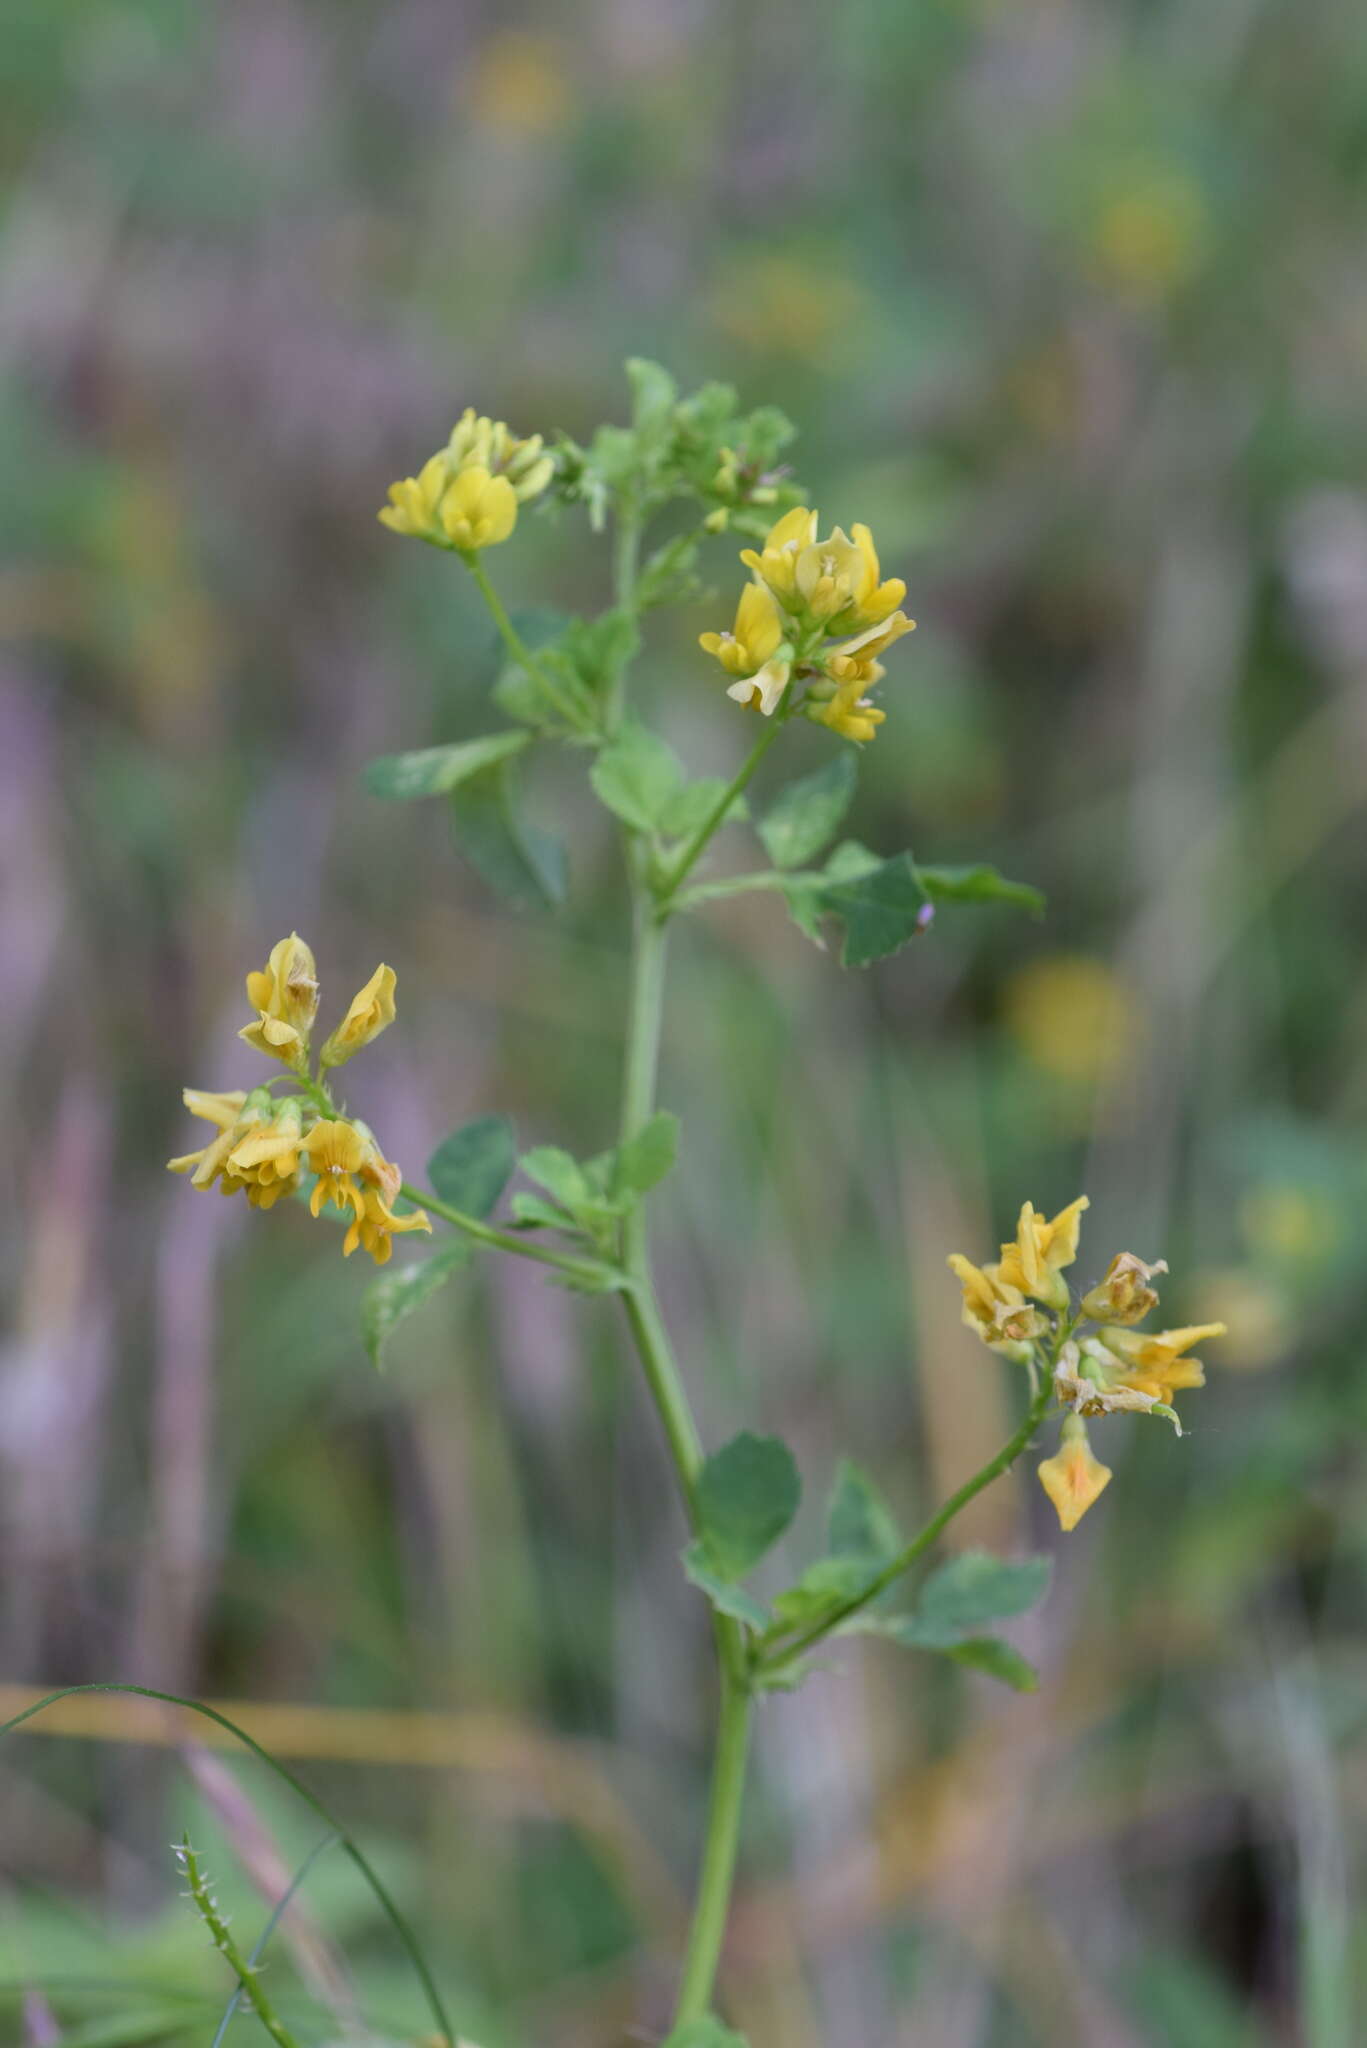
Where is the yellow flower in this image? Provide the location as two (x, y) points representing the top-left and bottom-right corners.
(240, 934), (319, 1070)
(699, 581), (792, 716)
(997, 1196), (1089, 1311)
(739, 506), (819, 607)
(823, 610), (916, 686)
(167, 1091), (264, 1191)
(168, 1091), (305, 1210)
(378, 454), (451, 543)
(305, 1118), (374, 1227)
(438, 466), (518, 550)
(344, 1187), (433, 1265)
(810, 681), (886, 743)
(1092, 1322), (1225, 1404)
(1038, 1415), (1112, 1532)
(466, 31), (572, 140)
(1079, 1251), (1167, 1326)
(224, 1100), (307, 1210)
(319, 963), (397, 1070)
(794, 521), (905, 632)
(446, 408), (554, 503)
(947, 1252), (1047, 1352)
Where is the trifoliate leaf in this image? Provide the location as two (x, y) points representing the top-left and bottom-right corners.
(365, 729), (531, 802)
(694, 1431), (801, 1581)
(590, 721), (686, 833)
(945, 1636), (1039, 1691)
(361, 1242), (471, 1370)
(758, 749), (859, 870)
(427, 1114), (516, 1219)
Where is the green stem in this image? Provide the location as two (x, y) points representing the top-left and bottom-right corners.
(760, 1376), (1055, 1679)
(464, 552), (585, 731)
(671, 1670), (753, 2029)
(399, 1182), (615, 1287)
(655, 713), (787, 909)
(177, 1836), (303, 2048)
(613, 874), (751, 2024)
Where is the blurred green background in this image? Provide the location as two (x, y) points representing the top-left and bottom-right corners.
(2, 2), (1366, 2043)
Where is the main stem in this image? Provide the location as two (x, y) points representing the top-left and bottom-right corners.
(615, 875), (752, 2024)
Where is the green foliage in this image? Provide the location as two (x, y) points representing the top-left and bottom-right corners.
(917, 864), (1046, 916)
(818, 851), (931, 967)
(512, 1113), (679, 1249)
(681, 1547), (771, 1631)
(782, 843), (1042, 962)
(449, 757), (567, 907)
(496, 609), (641, 732)
(361, 1241), (471, 1369)
(426, 1113), (516, 1218)
(850, 1550), (1052, 1691)
(590, 720), (688, 832)
(758, 750), (859, 870)
(363, 728), (531, 801)
(770, 1459), (902, 1631)
(691, 1431), (801, 1582)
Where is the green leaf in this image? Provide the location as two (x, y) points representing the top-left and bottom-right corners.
(662, 2020), (750, 2048)
(449, 760), (567, 907)
(826, 1457), (902, 1564)
(660, 777), (750, 839)
(365, 729), (531, 801)
(758, 749), (859, 870)
(518, 1146), (590, 1212)
(361, 1242), (471, 1369)
(945, 1636), (1039, 1691)
(626, 355), (678, 442)
(614, 1110), (679, 1194)
(589, 720), (685, 832)
(509, 1192), (579, 1232)
(821, 851), (931, 968)
(682, 1543), (771, 1631)
(637, 528), (703, 609)
(770, 1553), (881, 1630)
(906, 1549), (1052, 1642)
(427, 1114), (516, 1218)
(917, 863), (1045, 917)
(694, 1431), (801, 1581)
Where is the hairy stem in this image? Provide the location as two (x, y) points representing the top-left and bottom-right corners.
(176, 1834), (306, 2048)
(761, 1375), (1056, 1678)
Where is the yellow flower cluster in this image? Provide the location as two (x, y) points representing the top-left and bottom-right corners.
(167, 935), (429, 1266)
(379, 407), (553, 553)
(948, 1200), (1224, 1532)
(699, 506), (915, 742)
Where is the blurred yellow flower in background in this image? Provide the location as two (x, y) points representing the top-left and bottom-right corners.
(1002, 953), (1136, 1088)
(710, 253), (870, 364)
(1091, 163), (1208, 300)
(464, 31), (572, 139)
